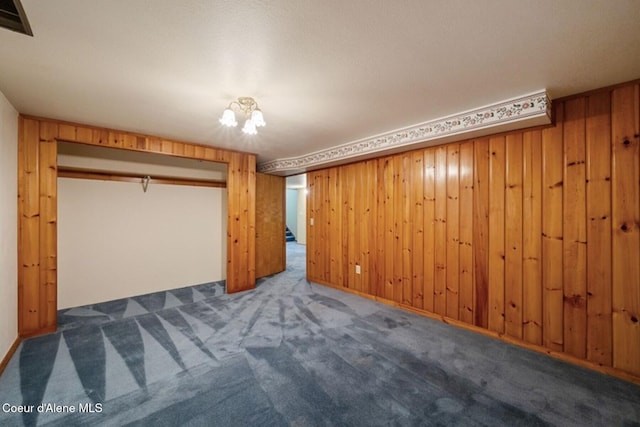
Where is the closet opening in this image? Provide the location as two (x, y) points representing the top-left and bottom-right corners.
(56, 141), (228, 310)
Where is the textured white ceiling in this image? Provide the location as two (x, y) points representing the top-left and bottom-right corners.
(1, 0), (639, 170)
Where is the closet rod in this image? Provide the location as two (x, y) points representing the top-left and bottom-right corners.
(57, 166), (226, 188)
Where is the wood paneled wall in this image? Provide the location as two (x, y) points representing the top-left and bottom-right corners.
(307, 82), (640, 379)
(18, 116), (256, 337)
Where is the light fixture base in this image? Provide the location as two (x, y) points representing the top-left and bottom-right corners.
(220, 96), (265, 134)
(237, 97), (256, 109)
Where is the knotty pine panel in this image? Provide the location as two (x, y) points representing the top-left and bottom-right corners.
(542, 105), (565, 352)
(393, 155), (404, 304)
(305, 80), (640, 381)
(329, 168), (344, 287)
(362, 160), (377, 296)
(423, 149), (436, 312)
(458, 141), (474, 324)
(446, 144), (460, 320)
(322, 171), (331, 283)
(433, 146), (448, 315)
(306, 171), (320, 281)
(505, 133), (523, 340)
(585, 91), (612, 366)
(39, 122), (58, 330)
(522, 130), (543, 346)
(473, 138), (490, 329)
(345, 164), (358, 291)
(383, 157), (395, 300)
(401, 153), (413, 306)
(18, 118), (41, 334)
(18, 116), (257, 336)
(563, 98), (588, 359)
(488, 137), (506, 334)
(611, 84), (640, 376)
(375, 159), (387, 298)
(411, 152), (425, 309)
(225, 151), (256, 293)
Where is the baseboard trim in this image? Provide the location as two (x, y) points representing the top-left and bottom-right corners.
(309, 277), (640, 386)
(19, 325), (57, 338)
(0, 336), (22, 376)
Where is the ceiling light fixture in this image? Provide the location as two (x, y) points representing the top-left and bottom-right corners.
(219, 97), (265, 135)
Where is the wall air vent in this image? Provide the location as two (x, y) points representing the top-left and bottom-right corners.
(0, 0), (32, 36)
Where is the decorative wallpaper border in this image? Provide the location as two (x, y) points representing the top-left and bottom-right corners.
(258, 90), (550, 174)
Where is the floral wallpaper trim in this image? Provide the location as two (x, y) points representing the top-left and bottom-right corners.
(258, 90), (550, 174)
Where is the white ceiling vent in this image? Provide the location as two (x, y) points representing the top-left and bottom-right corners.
(0, 0), (32, 36)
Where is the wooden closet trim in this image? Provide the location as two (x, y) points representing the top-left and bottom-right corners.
(18, 115), (256, 337)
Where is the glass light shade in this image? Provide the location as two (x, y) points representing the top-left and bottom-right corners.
(219, 108), (237, 127)
(242, 118), (257, 135)
(251, 109), (266, 127)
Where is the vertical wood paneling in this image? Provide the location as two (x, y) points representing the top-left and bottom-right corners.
(459, 141), (474, 324)
(226, 153), (243, 293)
(19, 118), (40, 333)
(39, 122), (58, 330)
(247, 154), (257, 288)
(354, 164), (363, 291)
(586, 91), (613, 366)
(363, 160), (376, 295)
(489, 136), (506, 334)
(412, 152), (425, 309)
(423, 149), (436, 312)
(383, 157), (395, 300)
(108, 131), (123, 149)
(446, 144), (460, 319)
(402, 154), (413, 305)
(58, 124), (75, 141)
(473, 138), (490, 328)
(522, 130), (543, 345)
(92, 128), (108, 146)
(307, 172), (318, 278)
(341, 166), (349, 288)
(376, 159), (387, 298)
(542, 105), (565, 352)
(245, 154), (257, 290)
(322, 172), (331, 282)
(611, 84), (640, 376)
(434, 146), (448, 315)
(19, 83), (640, 380)
(329, 168), (342, 286)
(161, 139), (173, 154)
(300, 80), (640, 380)
(342, 165), (362, 291)
(345, 165), (356, 289)
(123, 134), (137, 150)
(505, 134), (523, 340)
(393, 156), (404, 303)
(313, 171), (327, 283)
(19, 116), (257, 336)
(563, 98), (588, 359)
(237, 152), (251, 292)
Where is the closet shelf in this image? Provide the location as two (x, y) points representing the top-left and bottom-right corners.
(57, 166), (226, 188)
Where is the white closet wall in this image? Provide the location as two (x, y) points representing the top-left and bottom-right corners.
(57, 143), (227, 309)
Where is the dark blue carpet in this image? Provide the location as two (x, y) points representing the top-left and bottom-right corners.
(0, 243), (639, 426)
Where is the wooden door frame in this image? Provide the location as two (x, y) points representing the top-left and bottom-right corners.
(18, 115), (256, 337)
